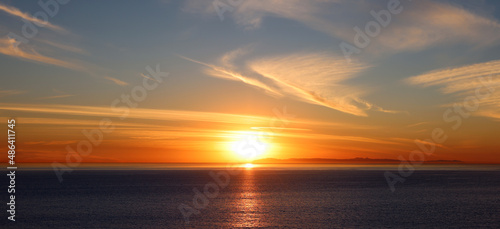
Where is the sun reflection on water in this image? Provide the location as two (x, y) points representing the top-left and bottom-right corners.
(231, 170), (263, 227)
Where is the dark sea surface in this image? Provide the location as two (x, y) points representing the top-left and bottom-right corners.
(2, 165), (500, 228)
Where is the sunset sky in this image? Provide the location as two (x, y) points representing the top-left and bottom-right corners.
(1, 0), (500, 164)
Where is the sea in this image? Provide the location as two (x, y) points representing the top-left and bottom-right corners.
(1, 164), (499, 228)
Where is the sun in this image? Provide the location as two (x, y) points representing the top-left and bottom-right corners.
(230, 131), (270, 161)
(243, 163), (255, 169)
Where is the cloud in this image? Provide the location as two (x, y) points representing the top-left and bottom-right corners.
(37, 94), (74, 100)
(0, 103), (373, 130)
(8, 117), (105, 127)
(0, 3), (92, 72)
(373, 0), (500, 52)
(180, 55), (283, 97)
(232, 0), (351, 37)
(25, 140), (77, 145)
(250, 52), (403, 116)
(185, 0), (343, 32)
(104, 76), (129, 86)
(219, 45), (253, 68)
(406, 122), (429, 128)
(182, 49), (401, 116)
(406, 60), (500, 93)
(40, 40), (88, 55)
(3, 117), (168, 130)
(0, 103), (272, 125)
(36, 89), (75, 100)
(249, 52), (368, 116)
(406, 59), (500, 120)
(281, 132), (405, 146)
(0, 2), (65, 32)
(139, 73), (157, 82)
(185, 0), (500, 54)
(0, 37), (83, 70)
(0, 90), (26, 97)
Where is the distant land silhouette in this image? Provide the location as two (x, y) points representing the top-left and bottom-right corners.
(252, 157), (464, 164)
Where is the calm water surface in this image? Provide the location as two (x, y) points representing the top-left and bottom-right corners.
(2, 167), (499, 228)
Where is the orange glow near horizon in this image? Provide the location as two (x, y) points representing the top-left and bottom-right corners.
(1, 106), (500, 164)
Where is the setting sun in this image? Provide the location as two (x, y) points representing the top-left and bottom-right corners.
(243, 163), (255, 169)
(229, 131), (270, 161)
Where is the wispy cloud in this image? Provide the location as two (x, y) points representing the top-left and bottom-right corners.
(40, 40), (88, 55)
(0, 37), (83, 70)
(8, 117), (105, 127)
(374, 0), (500, 52)
(185, 0), (343, 32)
(0, 2), (65, 32)
(250, 52), (371, 116)
(0, 103), (272, 124)
(180, 55), (283, 97)
(37, 94), (75, 100)
(0, 3), (93, 72)
(25, 140), (77, 145)
(406, 122), (429, 128)
(139, 73), (157, 82)
(0, 90), (26, 97)
(182, 49), (401, 116)
(0, 103), (372, 130)
(406, 60), (500, 93)
(185, 0), (500, 54)
(251, 52), (404, 116)
(2, 117), (167, 130)
(104, 76), (129, 86)
(220, 45), (254, 67)
(278, 131), (405, 146)
(406, 59), (500, 120)
(36, 89), (75, 100)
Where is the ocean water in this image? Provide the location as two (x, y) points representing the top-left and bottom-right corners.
(2, 168), (500, 228)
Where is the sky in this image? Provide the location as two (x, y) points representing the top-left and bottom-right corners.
(0, 0), (499, 164)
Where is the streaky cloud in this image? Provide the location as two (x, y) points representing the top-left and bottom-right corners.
(182, 49), (402, 116)
(0, 37), (83, 70)
(104, 76), (129, 86)
(406, 59), (500, 121)
(179, 55), (283, 97)
(184, 0), (500, 55)
(36, 94), (75, 100)
(250, 52), (400, 116)
(0, 2), (65, 32)
(0, 89), (26, 97)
